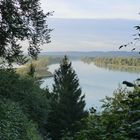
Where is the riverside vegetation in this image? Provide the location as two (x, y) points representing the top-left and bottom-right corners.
(16, 56), (62, 78)
(0, 56), (140, 140)
(16, 56), (140, 79)
(82, 57), (140, 73)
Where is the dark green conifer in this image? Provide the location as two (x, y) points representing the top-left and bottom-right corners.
(47, 56), (87, 140)
(28, 63), (35, 78)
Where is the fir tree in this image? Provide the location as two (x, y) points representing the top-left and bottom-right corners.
(47, 56), (87, 140)
(28, 63), (35, 78)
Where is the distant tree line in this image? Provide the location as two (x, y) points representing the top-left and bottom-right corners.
(82, 57), (140, 73)
(82, 57), (140, 67)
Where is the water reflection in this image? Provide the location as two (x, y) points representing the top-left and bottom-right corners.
(41, 60), (140, 109)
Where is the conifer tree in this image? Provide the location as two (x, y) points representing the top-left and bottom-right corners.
(47, 56), (87, 140)
(28, 63), (35, 78)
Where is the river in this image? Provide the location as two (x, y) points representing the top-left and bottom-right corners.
(41, 60), (140, 110)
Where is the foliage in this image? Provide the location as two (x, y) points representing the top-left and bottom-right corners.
(0, 69), (50, 138)
(119, 13), (140, 52)
(27, 63), (36, 77)
(62, 86), (140, 140)
(47, 56), (88, 140)
(0, 0), (52, 65)
(122, 87), (140, 139)
(0, 99), (42, 140)
(16, 56), (62, 78)
(101, 86), (140, 139)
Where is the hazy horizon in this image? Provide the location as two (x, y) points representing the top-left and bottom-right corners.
(39, 18), (140, 52)
(47, 17), (140, 21)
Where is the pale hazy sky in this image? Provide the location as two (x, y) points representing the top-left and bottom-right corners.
(39, 0), (140, 52)
(41, 0), (140, 19)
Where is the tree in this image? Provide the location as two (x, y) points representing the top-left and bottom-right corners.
(27, 63), (36, 77)
(119, 13), (140, 52)
(0, 69), (50, 138)
(69, 86), (140, 140)
(0, 0), (52, 65)
(122, 87), (140, 139)
(47, 56), (88, 140)
(62, 87), (136, 140)
(0, 99), (43, 140)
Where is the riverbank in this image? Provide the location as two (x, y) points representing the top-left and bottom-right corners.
(16, 56), (62, 78)
(82, 57), (140, 73)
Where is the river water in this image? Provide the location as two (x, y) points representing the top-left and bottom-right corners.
(41, 60), (140, 109)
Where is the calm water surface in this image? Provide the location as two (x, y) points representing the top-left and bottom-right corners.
(41, 60), (140, 109)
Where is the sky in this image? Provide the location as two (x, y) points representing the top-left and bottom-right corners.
(40, 0), (140, 52)
(41, 0), (140, 20)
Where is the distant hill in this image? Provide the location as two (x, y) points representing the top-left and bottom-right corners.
(40, 51), (140, 58)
